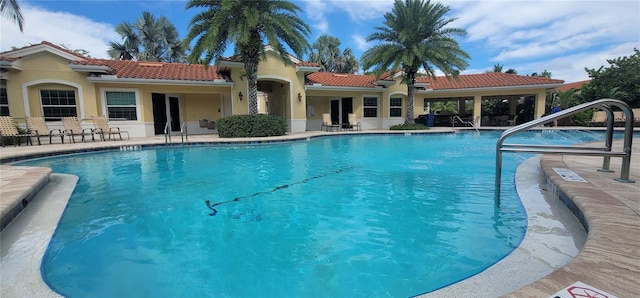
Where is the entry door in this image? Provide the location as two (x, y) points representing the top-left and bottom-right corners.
(330, 99), (340, 124)
(341, 97), (353, 126)
(330, 98), (353, 126)
(152, 93), (181, 135)
(168, 96), (180, 131)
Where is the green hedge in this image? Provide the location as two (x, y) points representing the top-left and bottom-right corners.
(389, 123), (429, 130)
(216, 114), (287, 138)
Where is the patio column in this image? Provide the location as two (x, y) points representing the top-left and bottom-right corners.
(473, 95), (482, 127)
(534, 91), (547, 119)
(509, 96), (517, 115)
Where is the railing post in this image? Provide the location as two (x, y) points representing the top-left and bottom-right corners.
(164, 122), (171, 144)
(495, 147), (503, 206)
(599, 105), (615, 172)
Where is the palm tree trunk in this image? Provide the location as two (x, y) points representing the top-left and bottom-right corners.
(405, 71), (416, 124)
(242, 38), (261, 115)
(247, 68), (259, 115)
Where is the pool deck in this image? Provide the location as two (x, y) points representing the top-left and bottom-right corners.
(0, 128), (638, 297)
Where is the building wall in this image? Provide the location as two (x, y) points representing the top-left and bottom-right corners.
(2, 47), (556, 135)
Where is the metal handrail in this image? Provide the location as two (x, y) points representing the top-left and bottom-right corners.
(452, 115), (478, 132)
(164, 122), (171, 144)
(495, 98), (635, 205)
(164, 122), (188, 144)
(180, 122), (188, 143)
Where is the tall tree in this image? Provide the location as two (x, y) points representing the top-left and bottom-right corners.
(581, 48), (640, 107)
(185, 0), (311, 115)
(492, 63), (503, 72)
(1, 0), (24, 31)
(531, 70), (552, 78)
(108, 11), (187, 62)
(361, 0), (469, 124)
(308, 34), (359, 73)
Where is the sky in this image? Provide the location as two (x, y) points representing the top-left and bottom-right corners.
(1, 0), (639, 83)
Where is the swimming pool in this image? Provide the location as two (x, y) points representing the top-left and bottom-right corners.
(16, 130), (606, 297)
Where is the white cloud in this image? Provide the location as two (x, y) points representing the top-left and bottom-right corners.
(0, 4), (119, 58)
(351, 34), (369, 51)
(327, 0), (394, 22)
(450, 1), (640, 62)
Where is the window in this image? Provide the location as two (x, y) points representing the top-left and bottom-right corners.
(423, 99), (430, 113)
(41, 90), (77, 120)
(390, 97), (402, 117)
(363, 96), (378, 118)
(105, 91), (137, 120)
(0, 81), (8, 116)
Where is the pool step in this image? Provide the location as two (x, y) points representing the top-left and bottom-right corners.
(0, 166), (51, 231)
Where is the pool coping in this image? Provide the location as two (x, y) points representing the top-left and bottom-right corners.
(505, 151), (640, 297)
(0, 129), (638, 296)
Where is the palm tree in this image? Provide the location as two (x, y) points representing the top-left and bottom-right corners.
(108, 11), (187, 62)
(361, 0), (470, 124)
(185, 0), (311, 115)
(492, 63), (504, 72)
(309, 34), (359, 73)
(1, 0), (24, 31)
(108, 22), (139, 60)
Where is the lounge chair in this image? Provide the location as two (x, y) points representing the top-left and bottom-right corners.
(321, 113), (340, 131)
(92, 115), (130, 141)
(347, 113), (361, 131)
(0, 116), (32, 146)
(588, 111), (607, 127)
(613, 111), (625, 125)
(62, 117), (95, 143)
(506, 114), (518, 126)
(26, 116), (64, 145)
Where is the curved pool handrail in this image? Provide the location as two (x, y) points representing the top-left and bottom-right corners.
(495, 98), (635, 205)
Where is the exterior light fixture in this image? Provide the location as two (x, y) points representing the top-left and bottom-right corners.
(298, 93), (302, 102)
(238, 91), (243, 101)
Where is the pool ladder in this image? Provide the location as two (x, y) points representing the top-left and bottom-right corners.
(452, 115), (478, 132)
(164, 122), (189, 144)
(495, 98), (635, 205)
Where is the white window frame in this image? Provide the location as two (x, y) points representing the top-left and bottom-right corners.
(40, 89), (77, 120)
(389, 97), (403, 118)
(423, 98), (430, 113)
(100, 88), (141, 121)
(362, 95), (379, 118)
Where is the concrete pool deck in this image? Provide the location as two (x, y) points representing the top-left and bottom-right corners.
(0, 128), (638, 297)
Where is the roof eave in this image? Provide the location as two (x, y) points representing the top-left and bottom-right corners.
(87, 76), (234, 86)
(296, 66), (321, 73)
(69, 64), (111, 73)
(217, 60), (244, 68)
(0, 60), (22, 71)
(375, 80), (395, 86)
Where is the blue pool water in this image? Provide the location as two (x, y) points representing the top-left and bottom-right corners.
(17, 130), (608, 297)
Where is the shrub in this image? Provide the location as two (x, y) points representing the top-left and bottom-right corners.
(389, 123), (429, 130)
(216, 114), (287, 138)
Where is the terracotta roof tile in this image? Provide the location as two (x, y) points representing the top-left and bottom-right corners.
(416, 72), (564, 90)
(71, 59), (228, 81)
(555, 79), (590, 92)
(306, 72), (378, 88)
(306, 71), (564, 90)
